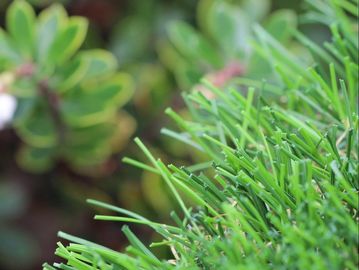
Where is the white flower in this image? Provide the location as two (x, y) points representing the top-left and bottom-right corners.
(0, 93), (17, 129)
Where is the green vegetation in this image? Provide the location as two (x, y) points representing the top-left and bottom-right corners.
(161, 0), (296, 89)
(41, 0), (358, 269)
(0, 1), (133, 174)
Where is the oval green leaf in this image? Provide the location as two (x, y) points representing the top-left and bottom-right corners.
(47, 16), (88, 65)
(6, 0), (36, 58)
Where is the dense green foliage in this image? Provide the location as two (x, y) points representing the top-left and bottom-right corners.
(161, 0), (297, 90)
(0, 1), (133, 173)
(23, 0), (359, 269)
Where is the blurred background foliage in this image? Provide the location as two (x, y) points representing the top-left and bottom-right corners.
(0, 0), (329, 269)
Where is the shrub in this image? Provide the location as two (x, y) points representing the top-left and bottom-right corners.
(160, 0), (296, 90)
(44, 0), (358, 269)
(0, 1), (133, 174)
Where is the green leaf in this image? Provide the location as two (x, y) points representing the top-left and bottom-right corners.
(61, 97), (113, 127)
(16, 145), (55, 173)
(52, 56), (89, 93)
(109, 16), (151, 67)
(94, 72), (134, 107)
(0, 29), (21, 65)
(240, 0), (271, 22)
(52, 49), (118, 93)
(265, 9), (297, 44)
(36, 4), (67, 65)
(157, 40), (187, 72)
(47, 16), (88, 65)
(6, 0), (36, 58)
(197, 0), (215, 35)
(175, 64), (203, 90)
(168, 21), (222, 68)
(16, 105), (57, 148)
(10, 77), (37, 98)
(206, 1), (250, 56)
(61, 73), (133, 127)
(66, 123), (114, 146)
(78, 49), (118, 82)
(12, 97), (37, 125)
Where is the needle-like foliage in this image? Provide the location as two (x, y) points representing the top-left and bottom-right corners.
(44, 0), (358, 269)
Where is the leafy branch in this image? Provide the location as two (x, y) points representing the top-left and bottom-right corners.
(0, 1), (134, 174)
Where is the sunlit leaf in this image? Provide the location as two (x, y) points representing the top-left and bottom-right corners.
(61, 73), (133, 127)
(168, 21), (222, 68)
(52, 56), (89, 93)
(16, 105), (57, 148)
(6, 0), (36, 58)
(78, 49), (118, 82)
(207, 1), (250, 56)
(47, 16), (88, 65)
(36, 4), (67, 65)
(265, 9), (297, 44)
(0, 29), (21, 65)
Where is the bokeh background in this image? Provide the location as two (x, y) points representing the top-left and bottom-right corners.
(0, 0), (324, 269)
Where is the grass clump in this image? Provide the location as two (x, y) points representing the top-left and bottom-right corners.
(44, 1), (358, 269)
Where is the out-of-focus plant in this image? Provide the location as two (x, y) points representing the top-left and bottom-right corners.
(44, 0), (358, 269)
(0, 1), (134, 174)
(160, 0), (300, 90)
(108, 0), (196, 119)
(107, 0), (201, 215)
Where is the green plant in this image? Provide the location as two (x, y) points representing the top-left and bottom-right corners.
(160, 0), (298, 90)
(0, 1), (133, 174)
(44, 0), (358, 269)
(107, 0), (197, 122)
